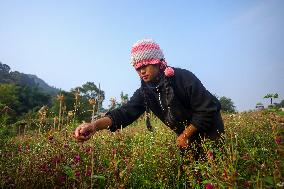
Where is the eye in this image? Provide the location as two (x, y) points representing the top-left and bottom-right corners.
(136, 65), (146, 71)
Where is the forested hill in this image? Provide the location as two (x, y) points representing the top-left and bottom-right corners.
(0, 62), (59, 95)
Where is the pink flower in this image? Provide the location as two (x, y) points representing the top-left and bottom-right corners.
(26, 144), (30, 151)
(112, 148), (117, 156)
(223, 169), (228, 179)
(58, 176), (65, 185)
(164, 67), (174, 77)
(18, 145), (22, 152)
(244, 180), (252, 188)
(74, 155), (81, 164)
(124, 157), (130, 164)
(48, 135), (54, 142)
(86, 166), (92, 177)
(39, 164), (49, 173)
(53, 156), (61, 164)
(83, 130), (90, 137)
(75, 171), (80, 177)
(275, 136), (283, 145)
(85, 147), (92, 154)
(205, 183), (214, 189)
(207, 151), (214, 160)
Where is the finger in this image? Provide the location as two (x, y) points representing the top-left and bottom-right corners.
(76, 135), (88, 142)
(76, 131), (92, 141)
(74, 127), (82, 138)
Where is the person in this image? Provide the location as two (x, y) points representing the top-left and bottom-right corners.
(74, 39), (224, 153)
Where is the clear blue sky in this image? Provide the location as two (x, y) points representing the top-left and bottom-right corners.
(1, 0), (283, 111)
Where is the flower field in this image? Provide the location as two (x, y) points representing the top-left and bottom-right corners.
(0, 110), (283, 188)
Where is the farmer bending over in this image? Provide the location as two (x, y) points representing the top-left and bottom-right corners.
(74, 39), (224, 153)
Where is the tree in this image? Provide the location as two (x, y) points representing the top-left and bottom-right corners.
(0, 83), (20, 111)
(219, 96), (236, 113)
(0, 62), (12, 83)
(279, 99), (284, 108)
(80, 82), (105, 109)
(17, 85), (51, 114)
(120, 91), (129, 106)
(108, 97), (118, 110)
(0, 62), (10, 73)
(264, 93), (278, 105)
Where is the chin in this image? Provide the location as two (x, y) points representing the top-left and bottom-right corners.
(144, 78), (152, 82)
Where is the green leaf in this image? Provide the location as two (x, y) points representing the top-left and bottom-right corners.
(104, 159), (110, 167)
(63, 165), (74, 178)
(93, 175), (106, 180)
(263, 176), (274, 185)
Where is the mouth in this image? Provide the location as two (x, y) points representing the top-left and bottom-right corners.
(142, 75), (149, 80)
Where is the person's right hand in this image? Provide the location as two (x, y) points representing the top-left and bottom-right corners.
(74, 122), (96, 142)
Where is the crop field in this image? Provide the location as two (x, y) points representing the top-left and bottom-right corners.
(0, 110), (283, 188)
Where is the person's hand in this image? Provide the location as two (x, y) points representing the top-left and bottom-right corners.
(176, 134), (189, 149)
(74, 122), (96, 142)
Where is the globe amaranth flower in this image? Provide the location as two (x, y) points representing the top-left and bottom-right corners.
(205, 183), (214, 189)
(75, 171), (81, 177)
(74, 155), (81, 164)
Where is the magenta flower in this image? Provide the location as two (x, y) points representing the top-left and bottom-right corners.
(205, 183), (214, 189)
(53, 156), (61, 164)
(123, 157), (130, 164)
(244, 180), (252, 188)
(18, 166), (24, 175)
(85, 147), (92, 154)
(86, 166), (92, 177)
(74, 155), (81, 164)
(58, 176), (65, 185)
(39, 164), (49, 173)
(223, 169), (228, 179)
(207, 151), (214, 160)
(112, 148), (117, 156)
(26, 144), (30, 151)
(275, 136), (283, 145)
(18, 145), (22, 152)
(48, 135), (54, 141)
(83, 130), (90, 137)
(75, 171), (80, 177)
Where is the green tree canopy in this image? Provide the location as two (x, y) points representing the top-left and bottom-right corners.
(279, 99), (284, 107)
(219, 96), (236, 113)
(120, 91), (129, 106)
(264, 93), (278, 105)
(0, 83), (20, 111)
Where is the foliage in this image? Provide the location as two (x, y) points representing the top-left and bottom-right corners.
(256, 102), (263, 106)
(219, 96), (236, 113)
(0, 111), (283, 188)
(280, 100), (284, 108)
(264, 93), (279, 105)
(0, 83), (20, 111)
(0, 64), (106, 123)
(120, 91), (129, 106)
(0, 83), (51, 119)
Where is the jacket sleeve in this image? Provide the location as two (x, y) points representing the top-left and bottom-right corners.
(105, 88), (146, 132)
(185, 75), (220, 132)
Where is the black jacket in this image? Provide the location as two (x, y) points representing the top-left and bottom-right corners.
(106, 68), (224, 139)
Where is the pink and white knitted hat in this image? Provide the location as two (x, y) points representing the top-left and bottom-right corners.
(130, 39), (174, 77)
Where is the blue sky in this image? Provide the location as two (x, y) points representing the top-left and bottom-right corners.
(0, 0), (283, 111)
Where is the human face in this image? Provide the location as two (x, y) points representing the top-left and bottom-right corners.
(136, 64), (160, 82)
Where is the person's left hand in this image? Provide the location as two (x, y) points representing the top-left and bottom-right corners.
(176, 134), (189, 149)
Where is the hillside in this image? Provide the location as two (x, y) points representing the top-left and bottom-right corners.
(0, 62), (59, 95)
